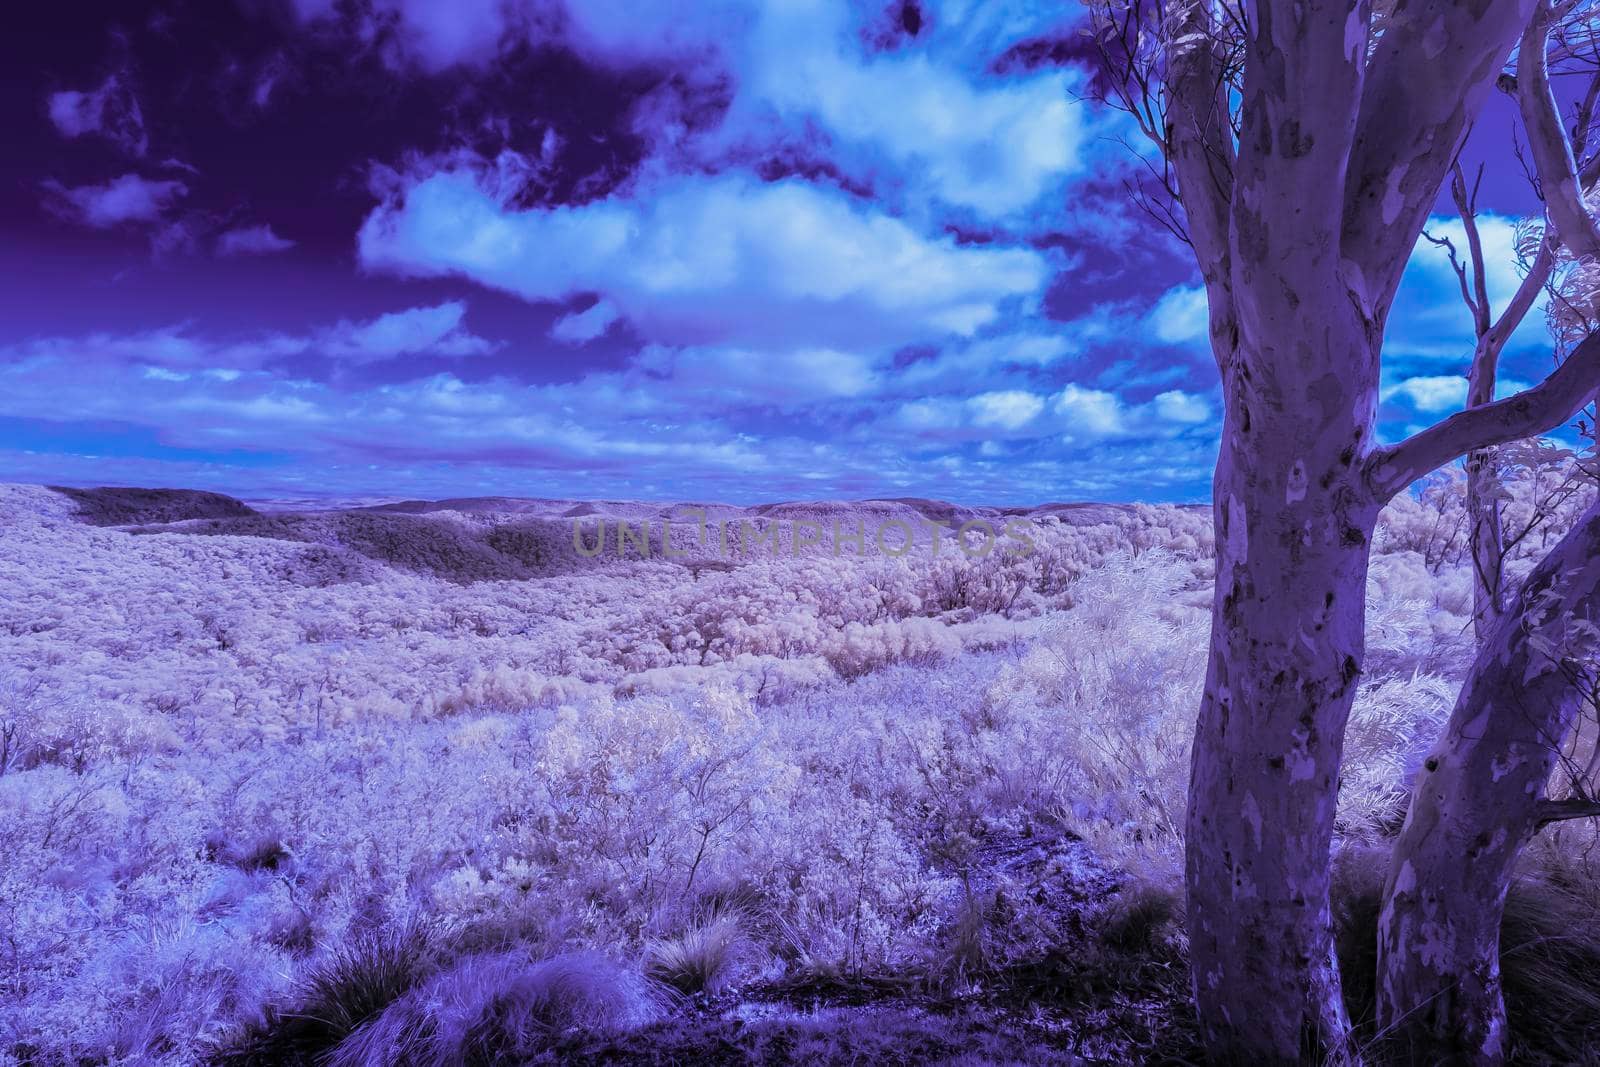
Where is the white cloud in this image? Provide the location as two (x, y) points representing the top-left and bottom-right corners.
(887, 380), (1211, 444)
(291, 0), (1107, 222)
(359, 161), (1048, 348)
(324, 302), (497, 362)
(967, 390), (1044, 430)
(884, 330), (1075, 397)
(1152, 389), (1211, 424)
(891, 396), (962, 431)
(1147, 285), (1209, 345)
(1383, 373), (1535, 413)
(1384, 374), (1467, 413)
(1388, 214), (1549, 361)
(726, 4), (1095, 219)
(1052, 383), (1127, 438)
(550, 299), (622, 344)
(635, 344), (880, 406)
(13, 302), (496, 370)
(44, 174), (187, 228)
(217, 224), (296, 256)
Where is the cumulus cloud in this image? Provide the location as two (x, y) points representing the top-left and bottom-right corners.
(1147, 285), (1208, 345)
(713, 2), (1098, 220)
(885, 330), (1076, 396)
(0, 303), (1222, 502)
(325, 302), (497, 362)
(47, 75), (147, 155)
(890, 380), (1210, 444)
(359, 157), (1049, 348)
(217, 224), (296, 256)
(1052, 383), (1128, 438)
(550, 299), (622, 344)
(1151, 389), (1212, 424)
(44, 173), (188, 228)
(289, 0), (1107, 223)
(1381, 373), (1534, 414)
(635, 344), (881, 407)
(968, 389), (1045, 430)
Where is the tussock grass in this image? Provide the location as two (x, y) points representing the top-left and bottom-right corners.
(223, 919), (441, 1064)
(327, 950), (662, 1067)
(645, 911), (746, 996)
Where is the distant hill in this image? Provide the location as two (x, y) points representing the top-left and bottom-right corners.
(39, 483), (1203, 585)
(48, 485), (259, 526)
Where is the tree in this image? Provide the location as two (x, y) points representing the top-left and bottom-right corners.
(1088, 0), (1600, 1057)
(1374, 8), (1600, 1058)
(1376, 501), (1600, 1062)
(1420, 163), (1556, 638)
(1425, 65), (1600, 639)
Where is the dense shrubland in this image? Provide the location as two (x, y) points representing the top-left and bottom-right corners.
(1, 471), (1596, 1063)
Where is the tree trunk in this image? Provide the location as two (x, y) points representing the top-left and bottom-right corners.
(1377, 503), (1600, 1064)
(1187, 304), (1383, 1060)
(1466, 334), (1508, 641)
(1466, 447), (1507, 641)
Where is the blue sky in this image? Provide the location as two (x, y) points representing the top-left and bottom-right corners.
(0, 0), (1569, 503)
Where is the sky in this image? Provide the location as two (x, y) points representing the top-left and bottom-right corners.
(0, 0), (1571, 505)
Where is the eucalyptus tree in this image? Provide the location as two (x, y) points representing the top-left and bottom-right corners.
(1087, 0), (1600, 1058)
(1376, 7), (1600, 1059)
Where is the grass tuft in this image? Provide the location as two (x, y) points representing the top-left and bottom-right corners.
(644, 912), (746, 996)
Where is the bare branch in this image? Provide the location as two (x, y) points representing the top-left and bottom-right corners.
(1424, 222), (1483, 323)
(1454, 163), (1495, 338)
(1367, 330), (1600, 499)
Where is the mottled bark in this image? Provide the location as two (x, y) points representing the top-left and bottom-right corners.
(1189, 414), (1381, 1059)
(1171, 0), (1538, 1057)
(1179, 0), (1378, 1050)
(1377, 503), (1600, 1064)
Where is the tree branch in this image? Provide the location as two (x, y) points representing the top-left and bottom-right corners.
(1161, 0), (1237, 307)
(1535, 796), (1600, 828)
(1342, 0), (1537, 316)
(1483, 234), (1558, 371)
(1519, 3), (1600, 262)
(1454, 163), (1494, 338)
(1366, 330), (1600, 500)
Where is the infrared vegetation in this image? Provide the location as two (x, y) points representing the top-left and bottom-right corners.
(3, 471), (1600, 1064)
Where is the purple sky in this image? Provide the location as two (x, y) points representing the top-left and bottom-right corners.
(0, 0), (1566, 504)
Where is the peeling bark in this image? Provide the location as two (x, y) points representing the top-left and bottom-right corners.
(1377, 504), (1600, 1064)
